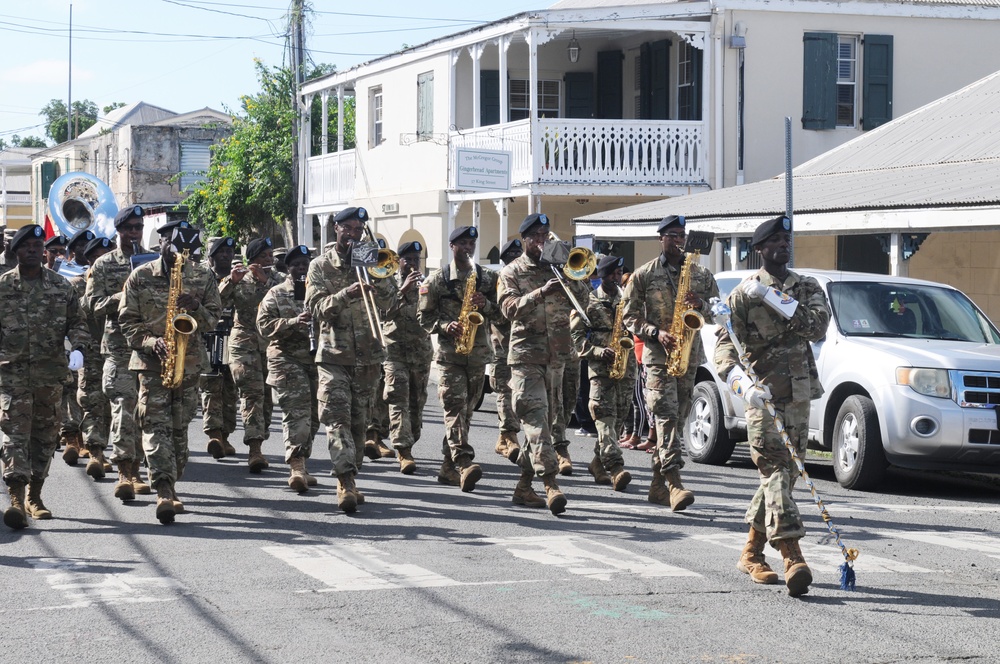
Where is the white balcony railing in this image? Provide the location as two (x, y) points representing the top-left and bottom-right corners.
(305, 149), (356, 209)
(0, 193), (31, 205)
(449, 118), (705, 190)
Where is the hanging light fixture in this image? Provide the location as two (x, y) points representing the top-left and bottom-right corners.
(567, 31), (580, 63)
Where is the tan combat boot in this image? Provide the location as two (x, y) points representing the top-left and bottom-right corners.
(363, 436), (381, 461)
(647, 460), (672, 507)
(376, 440), (395, 459)
(130, 459), (151, 495)
(222, 435), (237, 457)
(302, 458), (318, 487)
(663, 467), (695, 512)
(776, 538), (813, 597)
(154, 480), (175, 525)
(455, 456), (483, 493)
(495, 431), (521, 464)
(397, 448), (417, 475)
(287, 456), (308, 493)
(170, 486), (185, 514)
(437, 459), (460, 486)
(541, 474), (567, 515)
(25, 479), (52, 520)
(247, 439), (268, 473)
(737, 527), (780, 585)
(85, 447), (107, 480)
(77, 434), (90, 458)
(608, 464), (632, 492)
(206, 429), (226, 460)
(114, 463), (136, 501)
(4, 481), (28, 530)
(587, 456), (612, 485)
(556, 448), (573, 476)
(511, 469), (546, 508)
(61, 433), (81, 466)
(336, 473), (358, 513)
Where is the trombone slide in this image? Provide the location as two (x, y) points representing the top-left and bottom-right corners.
(550, 265), (593, 327)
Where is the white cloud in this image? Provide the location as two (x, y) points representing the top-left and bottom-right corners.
(0, 60), (96, 84)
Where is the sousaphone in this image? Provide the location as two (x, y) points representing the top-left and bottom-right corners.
(48, 171), (119, 239)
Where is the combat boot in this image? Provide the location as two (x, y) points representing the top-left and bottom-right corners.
(647, 463), (672, 507)
(336, 473), (358, 513)
(130, 459), (151, 495)
(541, 474), (567, 515)
(737, 526), (780, 585)
(287, 456), (308, 493)
(247, 439), (268, 473)
(363, 436), (381, 461)
(114, 462), (136, 501)
(206, 429), (226, 460)
(437, 459), (460, 486)
(61, 433), (81, 466)
(222, 435), (237, 457)
(663, 468), (695, 512)
(77, 434), (90, 458)
(397, 448), (417, 475)
(26, 479), (52, 520)
(85, 447), (107, 480)
(556, 448), (573, 476)
(587, 456), (612, 485)
(609, 464), (632, 492)
(154, 480), (175, 525)
(376, 440), (395, 459)
(495, 432), (520, 464)
(455, 456), (482, 493)
(4, 481), (27, 530)
(776, 538), (813, 597)
(511, 469), (546, 508)
(302, 458), (318, 487)
(170, 486), (185, 514)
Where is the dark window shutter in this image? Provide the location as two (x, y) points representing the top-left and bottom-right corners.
(649, 39), (671, 120)
(639, 42), (652, 120)
(40, 161), (59, 199)
(480, 70), (500, 126)
(596, 50), (624, 120)
(863, 35), (893, 130)
(564, 72), (594, 118)
(802, 32), (837, 130)
(689, 46), (703, 120)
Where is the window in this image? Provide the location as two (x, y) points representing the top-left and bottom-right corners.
(416, 72), (434, 141)
(836, 36), (858, 127)
(803, 32), (893, 131)
(179, 141), (211, 191)
(509, 79), (560, 120)
(370, 86), (383, 148)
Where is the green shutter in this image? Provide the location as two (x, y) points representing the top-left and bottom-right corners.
(480, 70), (500, 126)
(802, 32), (837, 130)
(863, 35), (893, 130)
(649, 39), (671, 120)
(564, 72), (594, 118)
(40, 161), (58, 199)
(596, 50), (624, 120)
(417, 71), (434, 139)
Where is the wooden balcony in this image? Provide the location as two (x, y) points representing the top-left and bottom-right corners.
(305, 149), (356, 212)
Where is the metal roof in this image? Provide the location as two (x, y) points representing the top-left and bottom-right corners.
(77, 102), (177, 138)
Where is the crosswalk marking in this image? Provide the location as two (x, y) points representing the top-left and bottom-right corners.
(877, 530), (1000, 559)
(25, 557), (187, 610)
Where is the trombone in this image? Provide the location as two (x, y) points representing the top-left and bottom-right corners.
(354, 226), (399, 347)
(545, 232), (597, 327)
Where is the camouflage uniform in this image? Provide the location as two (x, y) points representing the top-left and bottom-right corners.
(71, 273), (110, 453)
(306, 247), (394, 476)
(489, 317), (519, 435)
(418, 262), (498, 462)
(257, 275), (318, 462)
(224, 269), (283, 446)
(119, 258), (221, 487)
(553, 280), (591, 450)
(383, 270), (432, 451)
(199, 274), (238, 441)
(714, 268), (830, 542)
(1, 267), (90, 484)
(366, 368), (390, 444)
(623, 255), (719, 472)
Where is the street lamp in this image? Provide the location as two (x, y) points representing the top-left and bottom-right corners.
(567, 31), (580, 63)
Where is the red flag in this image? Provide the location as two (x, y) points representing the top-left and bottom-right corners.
(43, 214), (55, 240)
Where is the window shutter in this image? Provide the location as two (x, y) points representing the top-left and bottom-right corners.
(563, 72), (594, 118)
(417, 71), (434, 139)
(689, 45), (703, 121)
(863, 35), (893, 130)
(40, 161), (59, 199)
(596, 50), (624, 120)
(179, 142), (211, 191)
(802, 32), (837, 130)
(649, 39), (671, 120)
(480, 70), (500, 126)
(639, 42), (651, 120)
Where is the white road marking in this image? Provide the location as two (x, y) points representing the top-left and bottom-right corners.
(696, 499), (1000, 516)
(25, 558), (187, 610)
(877, 530), (1000, 559)
(482, 535), (702, 581)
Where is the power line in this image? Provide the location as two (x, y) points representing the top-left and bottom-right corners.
(159, 0), (279, 22)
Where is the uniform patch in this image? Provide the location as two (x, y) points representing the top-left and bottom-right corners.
(419, 284), (430, 295)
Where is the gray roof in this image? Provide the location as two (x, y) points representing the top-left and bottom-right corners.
(77, 101), (177, 138)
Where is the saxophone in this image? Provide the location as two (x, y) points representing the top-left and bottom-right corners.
(161, 250), (199, 389)
(608, 291), (635, 380)
(665, 253), (705, 377)
(455, 271), (485, 356)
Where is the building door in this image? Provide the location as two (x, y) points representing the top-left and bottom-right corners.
(596, 50), (623, 119)
(564, 72), (594, 118)
(837, 235), (889, 274)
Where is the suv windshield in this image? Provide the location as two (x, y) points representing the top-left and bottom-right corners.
(828, 281), (1000, 343)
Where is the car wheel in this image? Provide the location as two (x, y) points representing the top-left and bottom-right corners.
(832, 395), (887, 490)
(686, 381), (736, 465)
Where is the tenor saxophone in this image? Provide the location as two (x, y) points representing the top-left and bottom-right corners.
(161, 249), (198, 389)
(455, 271), (484, 356)
(665, 253), (705, 377)
(608, 292), (635, 380)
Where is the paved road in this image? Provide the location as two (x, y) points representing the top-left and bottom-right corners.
(4, 390), (1000, 663)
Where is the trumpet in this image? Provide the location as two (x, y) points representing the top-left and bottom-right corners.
(543, 232), (597, 327)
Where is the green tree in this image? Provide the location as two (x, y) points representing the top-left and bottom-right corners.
(103, 102), (127, 115)
(0, 134), (47, 149)
(40, 99), (98, 143)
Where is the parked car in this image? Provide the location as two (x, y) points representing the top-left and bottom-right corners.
(687, 269), (1000, 490)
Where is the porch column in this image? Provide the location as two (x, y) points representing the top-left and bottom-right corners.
(493, 198), (509, 253)
(450, 49), (459, 131)
(320, 213), (330, 251)
(472, 43), (483, 128)
(889, 232), (909, 278)
(499, 36), (510, 124)
(336, 86), (344, 153)
(297, 93), (313, 247)
(528, 29), (542, 188)
(321, 91), (329, 155)
(444, 202), (462, 269)
(472, 200), (482, 263)
(729, 234), (739, 271)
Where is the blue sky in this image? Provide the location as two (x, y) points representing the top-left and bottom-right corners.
(0, 0), (541, 142)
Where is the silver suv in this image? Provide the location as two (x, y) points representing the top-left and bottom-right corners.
(687, 269), (1000, 490)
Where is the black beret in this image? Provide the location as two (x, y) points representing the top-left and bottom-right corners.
(333, 207), (369, 224)
(657, 215), (686, 235)
(207, 236), (236, 257)
(398, 240), (422, 256)
(44, 235), (70, 249)
(500, 238), (522, 261)
(285, 245), (311, 264)
(751, 215), (792, 247)
(9, 224), (45, 252)
(245, 237), (274, 262)
(68, 229), (97, 250)
(84, 236), (115, 257)
(449, 226), (478, 243)
(113, 205), (144, 228)
(596, 254), (625, 278)
(518, 213), (550, 236)
(157, 219), (192, 236)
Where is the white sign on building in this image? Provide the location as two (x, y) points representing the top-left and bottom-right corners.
(455, 148), (511, 192)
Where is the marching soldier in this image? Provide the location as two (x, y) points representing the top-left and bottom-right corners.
(119, 220), (221, 524)
(417, 227), (497, 492)
(201, 237), (239, 459)
(570, 254), (634, 492)
(257, 245), (320, 493)
(306, 207), (394, 513)
(43, 235), (69, 271)
(1, 224), (90, 529)
(66, 229), (96, 271)
(0, 227), (15, 273)
(86, 206), (152, 502)
(381, 240), (431, 474)
(553, 275), (592, 476)
(623, 215), (719, 511)
(364, 372), (394, 460)
(492, 239), (523, 465)
(714, 216), (831, 597)
(225, 237), (282, 473)
(497, 213), (573, 515)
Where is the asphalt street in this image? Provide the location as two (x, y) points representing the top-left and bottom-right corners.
(3, 387), (1000, 664)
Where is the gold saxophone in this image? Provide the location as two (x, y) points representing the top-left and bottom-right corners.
(161, 250), (199, 389)
(455, 271), (484, 356)
(665, 253), (705, 377)
(608, 292), (635, 380)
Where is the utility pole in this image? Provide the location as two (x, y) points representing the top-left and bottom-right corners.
(289, 0), (306, 246)
(67, 3), (73, 142)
